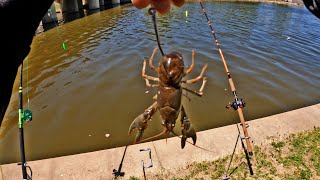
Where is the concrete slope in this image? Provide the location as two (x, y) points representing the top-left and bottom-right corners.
(1, 103), (319, 179)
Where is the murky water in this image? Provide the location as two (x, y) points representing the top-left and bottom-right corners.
(1, 2), (319, 164)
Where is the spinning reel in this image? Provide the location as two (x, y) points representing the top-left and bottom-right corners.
(226, 99), (246, 110)
(21, 109), (33, 123)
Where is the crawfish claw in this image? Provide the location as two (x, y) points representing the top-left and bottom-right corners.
(180, 106), (197, 149)
(181, 126), (197, 149)
(128, 113), (150, 143)
(134, 129), (144, 143)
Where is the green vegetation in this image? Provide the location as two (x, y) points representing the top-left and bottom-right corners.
(129, 176), (140, 180)
(129, 128), (320, 179)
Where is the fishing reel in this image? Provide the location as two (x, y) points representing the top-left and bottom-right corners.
(226, 99), (246, 110)
(22, 109), (33, 123)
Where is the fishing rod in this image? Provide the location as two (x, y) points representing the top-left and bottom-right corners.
(113, 146), (127, 178)
(18, 63), (33, 180)
(198, 1), (253, 156)
(222, 124), (254, 179)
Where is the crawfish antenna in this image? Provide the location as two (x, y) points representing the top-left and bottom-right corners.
(148, 8), (164, 56)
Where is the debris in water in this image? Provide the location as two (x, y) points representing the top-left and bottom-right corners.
(89, 134), (91, 137)
(145, 91), (149, 94)
(287, 37), (291, 40)
(105, 133), (110, 138)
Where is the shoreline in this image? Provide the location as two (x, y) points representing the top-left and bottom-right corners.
(1, 103), (319, 179)
(37, 0), (303, 33)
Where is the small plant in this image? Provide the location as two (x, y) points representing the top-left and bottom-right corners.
(300, 168), (312, 180)
(129, 176), (140, 180)
(271, 141), (285, 150)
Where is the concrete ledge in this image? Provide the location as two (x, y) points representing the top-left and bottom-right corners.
(1, 103), (319, 179)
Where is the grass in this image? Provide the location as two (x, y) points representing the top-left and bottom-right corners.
(128, 127), (320, 179)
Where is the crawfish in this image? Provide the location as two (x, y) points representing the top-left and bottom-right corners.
(128, 48), (208, 149)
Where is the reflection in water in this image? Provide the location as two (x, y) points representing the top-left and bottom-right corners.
(39, 3), (125, 34)
(61, 9), (85, 23)
(0, 2), (319, 164)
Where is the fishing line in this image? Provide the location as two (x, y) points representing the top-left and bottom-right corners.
(148, 8), (164, 56)
(47, 9), (67, 51)
(171, 131), (215, 153)
(26, 58), (30, 110)
(151, 141), (164, 172)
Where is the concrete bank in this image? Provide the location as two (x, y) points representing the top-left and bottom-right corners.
(1, 103), (319, 179)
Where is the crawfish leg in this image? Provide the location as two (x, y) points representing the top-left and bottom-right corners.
(145, 79), (159, 88)
(182, 77), (208, 97)
(180, 106), (197, 149)
(182, 63), (208, 84)
(142, 59), (159, 82)
(128, 102), (158, 144)
(149, 47), (159, 74)
(184, 49), (195, 76)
